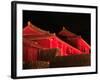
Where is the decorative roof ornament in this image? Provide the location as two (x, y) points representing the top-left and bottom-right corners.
(62, 26), (66, 30)
(28, 21), (32, 27)
(26, 21), (51, 35)
(53, 33), (56, 35)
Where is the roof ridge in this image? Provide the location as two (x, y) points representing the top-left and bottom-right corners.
(59, 26), (78, 37)
(27, 21), (50, 35)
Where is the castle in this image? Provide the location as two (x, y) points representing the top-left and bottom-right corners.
(23, 21), (90, 69)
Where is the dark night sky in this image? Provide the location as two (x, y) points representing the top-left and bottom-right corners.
(23, 10), (91, 44)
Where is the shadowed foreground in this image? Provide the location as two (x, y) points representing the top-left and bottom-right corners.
(23, 53), (90, 69)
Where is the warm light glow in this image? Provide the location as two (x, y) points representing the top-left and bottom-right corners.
(23, 22), (90, 64)
(50, 38), (53, 41)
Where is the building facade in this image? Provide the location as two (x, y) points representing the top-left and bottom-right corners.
(23, 21), (90, 64)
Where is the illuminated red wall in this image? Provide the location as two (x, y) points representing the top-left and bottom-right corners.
(45, 37), (82, 56)
(77, 39), (90, 54)
(23, 40), (38, 63)
(23, 24), (90, 63)
(59, 30), (90, 54)
(36, 39), (50, 48)
(23, 36), (82, 63)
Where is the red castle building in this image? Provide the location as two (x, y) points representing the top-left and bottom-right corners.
(23, 21), (90, 65)
(58, 27), (90, 54)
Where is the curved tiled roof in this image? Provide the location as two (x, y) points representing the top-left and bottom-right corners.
(59, 27), (78, 37)
(23, 21), (51, 36)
